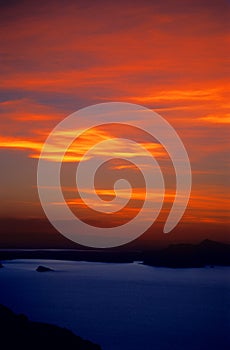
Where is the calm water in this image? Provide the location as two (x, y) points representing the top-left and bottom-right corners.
(0, 260), (229, 350)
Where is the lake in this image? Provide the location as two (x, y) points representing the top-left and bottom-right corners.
(0, 260), (229, 350)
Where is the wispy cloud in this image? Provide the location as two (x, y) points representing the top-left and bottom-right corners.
(0, 0), (229, 235)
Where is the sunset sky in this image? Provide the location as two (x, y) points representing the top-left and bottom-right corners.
(0, 0), (229, 248)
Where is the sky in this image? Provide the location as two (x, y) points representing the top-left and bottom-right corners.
(0, 0), (229, 248)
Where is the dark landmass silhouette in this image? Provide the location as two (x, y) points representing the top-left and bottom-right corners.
(143, 239), (230, 268)
(0, 304), (101, 350)
(0, 240), (229, 268)
(0, 249), (138, 263)
(36, 265), (54, 272)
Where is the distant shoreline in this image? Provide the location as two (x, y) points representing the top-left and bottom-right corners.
(0, 240), (230, 268)
(0, 249), (140, 264)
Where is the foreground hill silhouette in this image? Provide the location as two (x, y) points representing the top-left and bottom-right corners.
(0, 304), (101, 350)
(0, 240), (229, 267)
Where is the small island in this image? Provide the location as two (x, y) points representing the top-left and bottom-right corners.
(36, 265), (54, 272)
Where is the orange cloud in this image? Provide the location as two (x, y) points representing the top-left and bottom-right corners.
(0, 136), (43, 152)
(199, 114), (230, 124)
(0, 0), (229, 239)
(111, 88), (223, 104)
